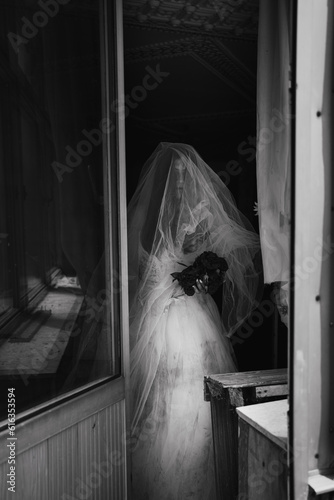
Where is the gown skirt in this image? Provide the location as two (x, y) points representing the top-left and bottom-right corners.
(130, 289), (237, 500)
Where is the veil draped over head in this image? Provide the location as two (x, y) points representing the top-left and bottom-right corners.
(128, 143), (263, 497)
(128, 142), (262, 340)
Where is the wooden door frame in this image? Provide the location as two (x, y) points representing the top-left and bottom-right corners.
(291, 0), (334, 497)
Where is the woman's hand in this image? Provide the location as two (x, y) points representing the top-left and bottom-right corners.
(193, 278), (208, 294)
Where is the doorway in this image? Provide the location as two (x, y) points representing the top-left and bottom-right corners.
(122, 0), (288, 371)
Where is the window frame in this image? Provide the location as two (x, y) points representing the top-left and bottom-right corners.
(0, 0), (129, 429)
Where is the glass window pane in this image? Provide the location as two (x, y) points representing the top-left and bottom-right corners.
(0, 0), (120, 418)
(0, 119), (13, 317)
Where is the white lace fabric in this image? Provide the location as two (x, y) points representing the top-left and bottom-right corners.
(127, 143), (262, 499)
(128, 143), (261, 338)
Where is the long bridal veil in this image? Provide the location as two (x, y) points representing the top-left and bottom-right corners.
(128, 143), (262, 433)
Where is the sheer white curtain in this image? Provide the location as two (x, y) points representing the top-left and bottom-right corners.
(256, 0), (291, 323)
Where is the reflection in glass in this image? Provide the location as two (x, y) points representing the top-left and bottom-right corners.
(0, 0), (118, 419)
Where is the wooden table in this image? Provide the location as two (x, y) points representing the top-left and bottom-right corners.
(204, 368), (288, 499)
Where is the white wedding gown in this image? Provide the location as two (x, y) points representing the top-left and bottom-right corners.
(130, 253), (237, 500)
(128, 143), (261, 500)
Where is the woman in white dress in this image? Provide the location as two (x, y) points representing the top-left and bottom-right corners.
(127, 143), (261, 500)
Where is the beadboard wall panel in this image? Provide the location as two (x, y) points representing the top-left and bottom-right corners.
(48, 425), (78, 500)
(1, 442), (48, 500)
(0, 399), (126, 500)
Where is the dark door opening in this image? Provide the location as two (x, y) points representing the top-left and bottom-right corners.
(122, 0), (287, 371)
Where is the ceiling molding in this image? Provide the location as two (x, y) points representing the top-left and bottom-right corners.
(124, 37), (256, 102)
(124, 36), (194, 62)
(213, 38), (256, 81)
(123, 0), (259, 41)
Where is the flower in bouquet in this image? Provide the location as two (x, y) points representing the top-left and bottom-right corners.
(171, 251), (228, 296)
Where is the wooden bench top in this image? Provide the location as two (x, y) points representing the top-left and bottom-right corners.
(236, 399), (288, 450)
(206, 368), (288, 389)
(204, 368), (288, 404)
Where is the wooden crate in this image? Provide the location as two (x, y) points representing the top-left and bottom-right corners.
(204, 368), (288, 499)
(236, 399), (288, 499)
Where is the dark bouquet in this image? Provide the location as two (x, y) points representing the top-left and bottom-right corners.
(171, 251), (228, 296)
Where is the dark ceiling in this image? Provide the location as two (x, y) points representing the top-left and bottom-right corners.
(123, 0), (259, 207)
